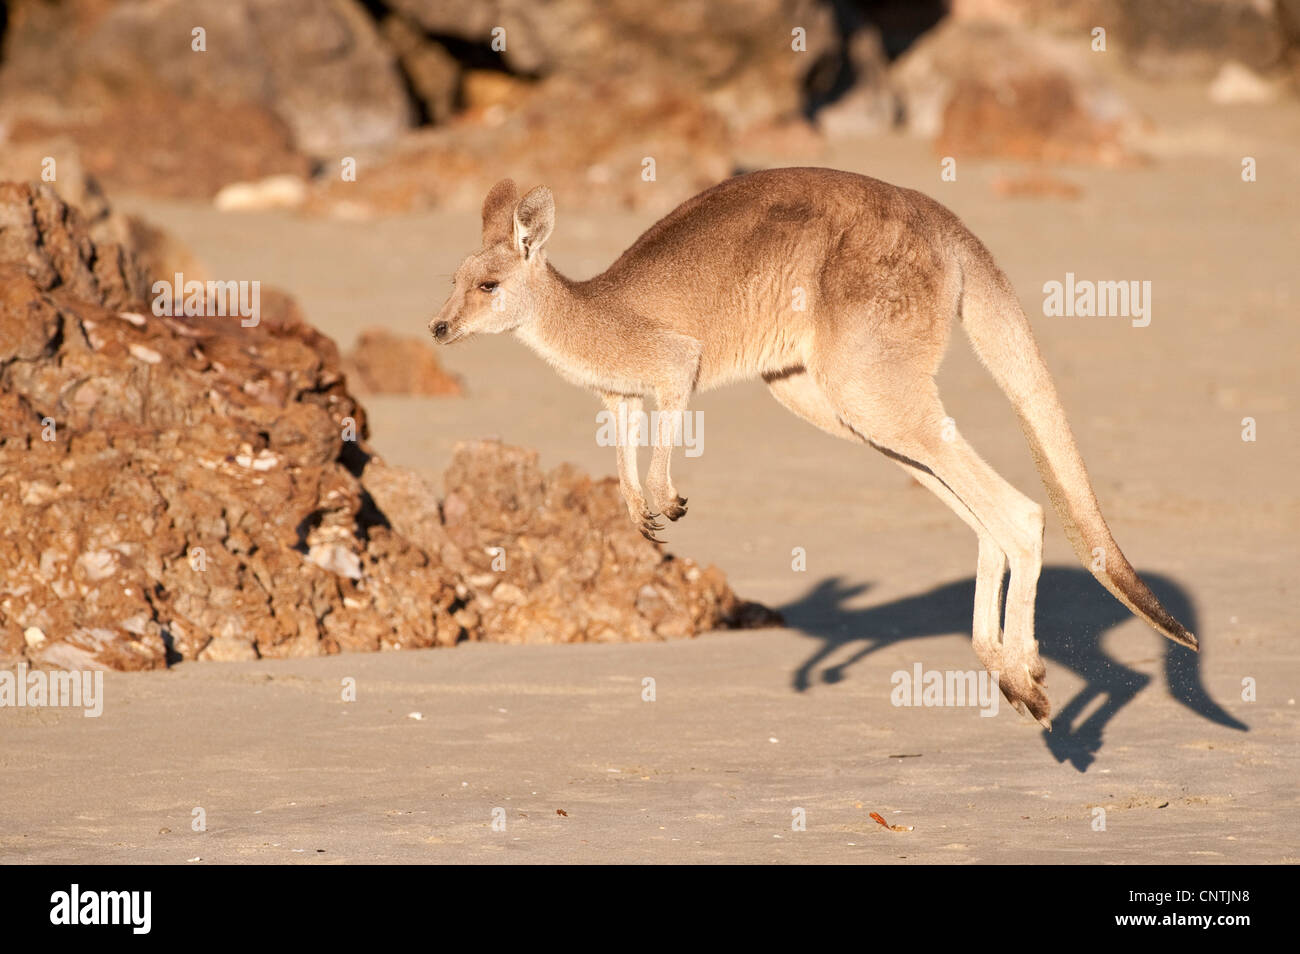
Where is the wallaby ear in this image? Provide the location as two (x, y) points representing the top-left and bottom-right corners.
(513, 186), (555, 261)
(482, 178), (519, 245)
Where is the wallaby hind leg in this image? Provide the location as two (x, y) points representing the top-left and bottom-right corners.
(814, 362), (1052, 726)
(766, 367), (1010, 678)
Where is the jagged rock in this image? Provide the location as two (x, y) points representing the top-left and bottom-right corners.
(0, 182), (777, 671)
(365, 445), (781, 644)
(0, 142), (205, 286)
(0, 181), (147, 310)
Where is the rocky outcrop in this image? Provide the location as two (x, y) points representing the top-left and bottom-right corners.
(949, 0), (1299, 81)
(5, 88), (314, 201)
(0, 183), (777, 670)
(368, 445), (779, 644)
(0, 0), (840, 208)
(310, 72), (738, 215)
(0, 0), (413, 154)
(384, 0), (837, 131)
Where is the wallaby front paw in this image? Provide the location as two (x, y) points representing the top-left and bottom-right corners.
(647, 483), (686, 522)
(661, 495), (688, 521)
(634, 509), (665, 544)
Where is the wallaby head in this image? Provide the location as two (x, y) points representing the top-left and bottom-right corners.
(429, 178), (555, 344)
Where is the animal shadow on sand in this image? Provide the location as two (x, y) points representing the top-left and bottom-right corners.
(781, 567), (1247, 771)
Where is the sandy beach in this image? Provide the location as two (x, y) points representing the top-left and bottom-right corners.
(2, 73), (1298, 863)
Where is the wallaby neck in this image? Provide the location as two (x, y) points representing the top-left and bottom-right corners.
(519, 261), (604, 349)
(513, 260), (648, 394)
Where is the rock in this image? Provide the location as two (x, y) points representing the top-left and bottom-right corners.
(0, 182), (777, 671)
(0, 181), (147, 310)
(378, 13), (461, 126)
(815, 27), (897, 139)
(6, 89), (313, 201)
(1109, 0), (1289, 81)
(1208, 61), (1284, 103)
(0, 139), (214, 284)
(384, 0), (836, 132)
(952, 0), (1296, 82)
(893, 19), (1144, 165)
(0, 180), (429, 670)
(0, 0), (854, 211)
(0, 0), (414, 154)
(0, 140), (110, 225)
(341, 329), (464, 396)
(312, 72), (736, 215)
(214, 175), (311, 212)
(365, 444), (783, 646)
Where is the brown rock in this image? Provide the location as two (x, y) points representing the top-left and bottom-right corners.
(893, 19), (1144, 165)
(385, 0), (835, 131)
(0, 182), (776, 672)
(367, 442), (782, 646)
(7, 90), (313, 201)
(0, 180), (432, 670)
(379, 13), (461, 125)
(952, 0), (1296, 82)
(0, 140), (207, 283)
(342, 329), (464, 396)
(0, 0), (414, 154)
(313, 72), (736, 215)
(0, 181), (146, 309)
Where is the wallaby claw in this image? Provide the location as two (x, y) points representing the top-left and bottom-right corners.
(663, 496), (688, 521)
(638, 510), (665, 542)
(1001, 665), (1052, 730)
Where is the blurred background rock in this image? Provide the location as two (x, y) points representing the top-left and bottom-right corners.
(1, 0), (1294, 215)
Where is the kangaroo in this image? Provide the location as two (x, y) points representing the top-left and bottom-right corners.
(429, 167), (1198, 726)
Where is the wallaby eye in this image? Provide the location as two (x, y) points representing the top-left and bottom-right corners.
(478, 281), (499, 293)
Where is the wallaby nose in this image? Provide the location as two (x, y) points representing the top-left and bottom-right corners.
(432, 320), (449, 341)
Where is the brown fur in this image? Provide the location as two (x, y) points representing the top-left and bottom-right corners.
(431, 167), (1198, 726)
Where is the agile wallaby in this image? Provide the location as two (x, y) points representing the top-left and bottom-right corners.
(430, 167), (1197, 725)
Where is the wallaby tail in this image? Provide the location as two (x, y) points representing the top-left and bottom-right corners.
(955, 239), (1197, 651)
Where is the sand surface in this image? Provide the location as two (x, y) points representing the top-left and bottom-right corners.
(2, 82), (1297, 863)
